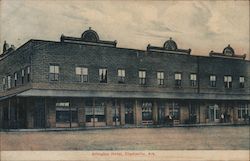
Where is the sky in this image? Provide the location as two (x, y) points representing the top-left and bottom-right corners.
(0, 0), (249, 59)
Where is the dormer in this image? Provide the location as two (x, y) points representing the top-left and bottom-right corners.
(60, 27), (117, 47)
(209, 44), (246, 60)
(147, 37), (191, 55)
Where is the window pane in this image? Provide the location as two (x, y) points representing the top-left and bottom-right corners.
(49, 66), (55, 73)
(224, 76), (228, 82)
(75, 67), (81, 75)
(82, 68), (88, 75)
(55, 66), (59, 73)
(240, 77), (244, 83)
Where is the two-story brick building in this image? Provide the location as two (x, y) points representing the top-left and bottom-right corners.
(0, 28), (249, 129)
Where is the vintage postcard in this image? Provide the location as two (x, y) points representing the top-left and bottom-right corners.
(0, 0), (249, 161)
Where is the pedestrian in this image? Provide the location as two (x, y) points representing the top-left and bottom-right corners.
(220, 113), (224, 123)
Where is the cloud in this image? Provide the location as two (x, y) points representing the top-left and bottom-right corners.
(0, 0), (249, 59)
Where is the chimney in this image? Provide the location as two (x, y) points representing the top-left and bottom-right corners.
(3, 40), (9, 53)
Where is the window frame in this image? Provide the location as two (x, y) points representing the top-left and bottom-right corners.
(224, 75), (232, 88)
(117, 69), (125, 83)
(139, 70), (146, 85)
(99, 68), (107, 83)
(157, 71), (164, 85)
(49, 64), (59, 81)
(75, 67), (88, 83)
(239, 76), (245, 88)
(174, 73), (182, 87)
(209, 75), (216, 87)
(190, 73), (197, 87)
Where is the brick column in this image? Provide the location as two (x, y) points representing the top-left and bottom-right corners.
(152, 100), (158, 125)
(78, 99), (85, 127)
(120, 100), (125, 126)
(47, 98), (56, 128)
(134, 99), (142, 126)
(233, 104), (238, 123)
(106, 100), (113, 126)
(199, 103), (207, 123)
(180, 103), (189, 124)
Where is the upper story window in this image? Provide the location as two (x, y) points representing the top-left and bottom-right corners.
(99, 68), (107, 83)
(14, 73), (18, 87)
(210, 75), (216, 87)
(21, 69), (25, 84)
(190, 73), (197, 86)
(175, 73), (182, 87)
(7, 75), (11, 89)
(49, 65), (59, 81)
(27, 66), (31, 82)
(139, 70), (146, 85)
(239, 76), (245, 88)
(224, 75), (232, 88)
(157, 71), (164, 85)
(117, 69), (125, 83)
(76, 67), (88, 82)
(2, 77), (6, 90)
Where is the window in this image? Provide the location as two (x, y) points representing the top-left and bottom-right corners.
(99, 68), (107, 83)
(139, 70), (146, 85)
(7, 75), (11, 89)
(175, 73), (182, 87)
(49, 65), (59, 81)
(190, 73), (197, 86)
(56, 101), (77, 123)
(142, 102), (153, 121)
(224, 75), (232, 88)
(157, 71), (164, 85)
(85, 100), (106, 123)
(21, 69), (25, 84)
(14, 73), (18, 87)
(76, 67), (88, 82)
(27, 66), (31, 82)
(169, 102), (180, 120)
(2, 77), (6, 90)
(239, 76), (245, 88)
(117, 69), (125, 83)
(210, 75), (216, 87)
(238, 104), (248, 119)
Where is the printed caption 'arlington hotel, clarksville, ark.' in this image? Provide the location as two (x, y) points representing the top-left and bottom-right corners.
(0, 28), (249, 129)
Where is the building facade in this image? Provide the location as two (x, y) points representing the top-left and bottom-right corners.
(0, 28), (249, 129)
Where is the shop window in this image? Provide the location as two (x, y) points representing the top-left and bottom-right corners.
(99, 68), (107, 83)
(49, 65), (59, 81)
(117, 69), (125, 83)
(238, 104), (248, 119)
(139, 70), (146, 85)
(239, 76), (244, 88)
(169, 102), (180, 120)
(76, 67), (88, 82)
(142, 102), (152, 121)
(190, 73), (197, 86)
(224, 75), (232, 88)
(210, 75), (216, 87)
(175, 73), (182, 87)
(157, 71), (164, 85)
(56, 102), (77, 123)
(85, 100), (106, 122)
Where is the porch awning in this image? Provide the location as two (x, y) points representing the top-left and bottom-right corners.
(16, 89), (250, 101)
(0, 93), (17, 101)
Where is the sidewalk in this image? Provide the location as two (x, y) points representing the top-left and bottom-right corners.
(1, 122), (249, 132)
